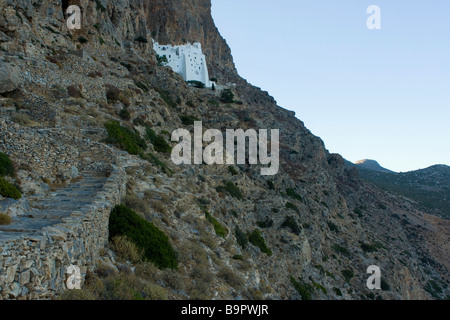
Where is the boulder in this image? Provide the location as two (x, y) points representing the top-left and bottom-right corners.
(0, 63), (22, 94)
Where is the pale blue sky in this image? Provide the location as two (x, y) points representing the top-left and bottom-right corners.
(211, 0), (450, 172)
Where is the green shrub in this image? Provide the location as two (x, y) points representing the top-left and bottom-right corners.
(381, 278), (391, 291)
(232, 255), (244, 261)
(286, 202), (300, 214)
(108, 205), (178, 269)
(341, 269), (354, 283)
(104, 121), (147, 155)
(248, 230), (272, 256)
(155, 88), (177, 107)
(290, 276), (312, 300)
(156, 55), (168, 66)
(186, 80), (205, 88)
(180, 115), (200, 126)
(333, 287), (342, 296)
(0, 213), (12, 225)
(267, 180), (275, 190)
(208, 99), (219, 107)
(141, 153), (173, 175)
(134, 36), (148, 43)
(281, 216), (301, 235)
(257, 219), (273, 229)
(119, 109), (131, 120)
(78, 36), (88, 44)
(94, 0), (106, 12)
(0, 153), (14, 177)
(353, 207), (363, 217)
(228, 166), (239, 175)
(0, 177), (21, 200)
(327, 221), (339, 233)
(134, 81), (149, 92)
(311, 280), (327, 295)
(220, 89), (234, 103)
(204, 210), (228, 238)
(145, 127), (172, 153)
(360, 242), (379, 253)
(332, 244), (352, 258)
(235, 227), (248, 248)
(216, 181), (243, 200)
(286, 188), (303, 202)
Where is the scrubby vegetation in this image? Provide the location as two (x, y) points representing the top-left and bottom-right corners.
(204, 210), (228, 238)
(341, 269), (354, 283)
(290, 276), (312, 300)
(248, 230), (272, 256)
(332, 244), (352, 258)
(180, 115), (200, 126)
(0, 152), (14, 177)
(0, 213), (12, 225)
(285, 201), (300, 214)
(216, 181), (243, 200)
(281, 216), (301, 235)
(220, 89), (234, 103)
(104, 121), (147, 155)
(235, 227), (248, 248)
(141, 153), (173, 175)
(145, 126), (172, 153)
(0, 177), (21, 200)
(108, 205), (178, 270)
(286, 188), (303, 202)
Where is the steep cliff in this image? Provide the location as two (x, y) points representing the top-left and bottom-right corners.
(0, 0), (448, 300)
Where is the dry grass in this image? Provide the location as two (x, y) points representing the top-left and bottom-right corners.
(150, 200), (167, 215)
(0, 213), (12, 225)
(12, 114), (39, 127)
(110, 235), (143, 263)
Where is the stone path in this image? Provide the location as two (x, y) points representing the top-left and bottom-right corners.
(0, 171), (109, 241)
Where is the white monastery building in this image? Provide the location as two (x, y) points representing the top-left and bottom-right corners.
(153, 41), (214, 88)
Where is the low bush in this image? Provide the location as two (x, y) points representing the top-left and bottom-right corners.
(235, 227), (248, 248)
(141, 153), (173, 175)
(342, 269), (354, 283)
(104, 121), (147, 155)
(109, 205), (178, 269)
(286, 188), (303, 202)
(285, 202), (300, 214)
(135, 36), (148, 43)
(0, 177), (21, 200)
(332, 244), (352, 258)
(228, 166), (239, 175)
(119, 109), (131, 120)
(220, 89), (234, 103)
(327, 221), (339, 233)
(0, 153), (14, 177)
(187, 80), (205, 88)
(0, 213), (12, 225)
(281, 216), (301, 235)
(180, 115), (200, 126)
(248, 230), (272, 256)
(216, 181), (243, 200)
(290, 276), (312, 300)
(111, 235), (143, 263)
(205, 210), (228, 238)
(145, 127), (172, 153)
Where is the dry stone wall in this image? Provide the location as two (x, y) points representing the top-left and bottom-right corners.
(0, 120), (127, 299)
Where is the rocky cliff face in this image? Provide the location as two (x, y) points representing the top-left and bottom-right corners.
(0, 0), (448, 300)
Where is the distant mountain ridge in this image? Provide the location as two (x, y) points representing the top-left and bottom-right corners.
(347, 160), (450, 219)
(354, 159), (394, 173)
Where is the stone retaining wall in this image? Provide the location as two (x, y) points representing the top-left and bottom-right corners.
(0, 120), (127, 299)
